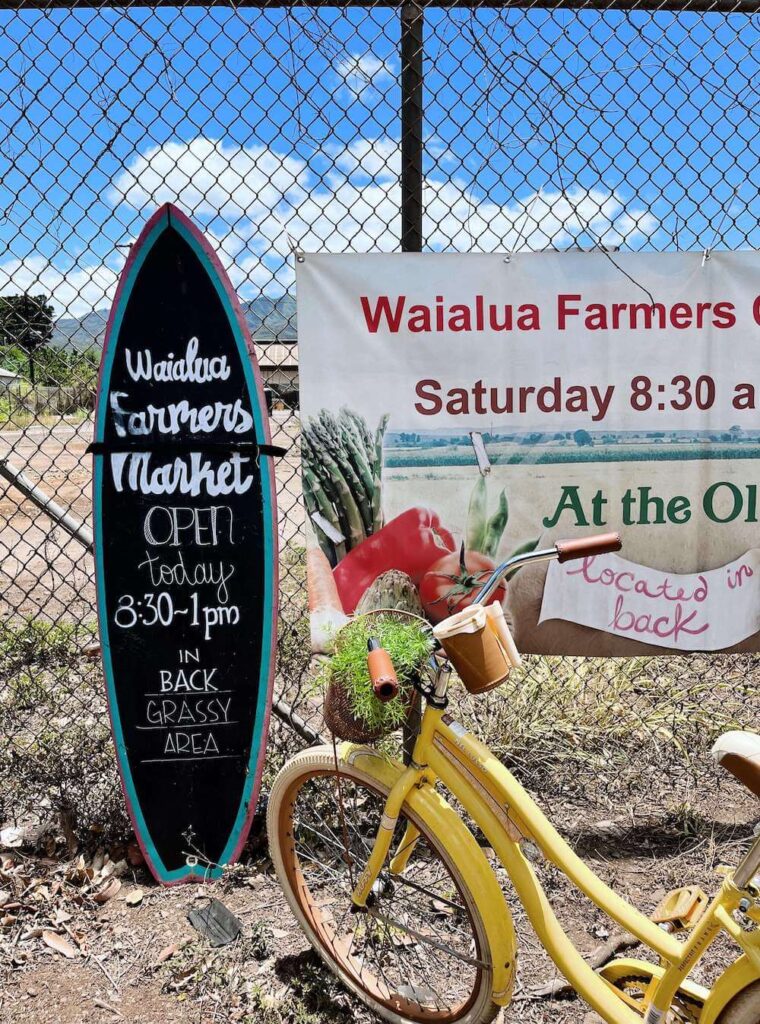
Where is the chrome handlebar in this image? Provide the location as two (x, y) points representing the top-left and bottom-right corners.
(420, 533), (622, 701)
(474, 531), (623, 605)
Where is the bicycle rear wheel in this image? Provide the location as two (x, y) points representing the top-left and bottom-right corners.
(267, 745), (499, 1024)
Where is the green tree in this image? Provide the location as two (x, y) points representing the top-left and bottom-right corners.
(573, 428), (593, 447)
(0, 294), (54, 385)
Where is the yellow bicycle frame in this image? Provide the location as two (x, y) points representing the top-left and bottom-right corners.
(349, 704), (760, 1023)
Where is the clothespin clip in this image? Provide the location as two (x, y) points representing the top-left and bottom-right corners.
(702, 247), (711, 267)
(469, 431), (492, 476)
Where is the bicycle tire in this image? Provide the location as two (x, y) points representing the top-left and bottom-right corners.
(717, 981), (760, 1024)
(267, 745), (500, 1024)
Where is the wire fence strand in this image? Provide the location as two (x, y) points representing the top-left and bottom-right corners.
(0, 0), (759, 844)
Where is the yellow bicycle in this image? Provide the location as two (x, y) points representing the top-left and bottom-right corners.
(268, 534), (760, 1024)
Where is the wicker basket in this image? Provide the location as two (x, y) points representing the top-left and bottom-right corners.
(323, 608), (430, 744)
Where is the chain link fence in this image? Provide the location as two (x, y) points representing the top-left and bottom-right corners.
(0, 0), (759, 847)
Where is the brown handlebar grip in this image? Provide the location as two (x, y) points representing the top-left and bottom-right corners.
(368, 647), (399, 703)
(555, 532), (622, 564)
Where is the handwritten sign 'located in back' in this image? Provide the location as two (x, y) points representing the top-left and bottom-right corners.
(93, 205), (278, 884)
(540, 549), (760, 651)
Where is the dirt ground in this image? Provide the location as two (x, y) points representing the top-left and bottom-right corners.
(1, 419), (758, 1023)
(0, 779), (756, 1024)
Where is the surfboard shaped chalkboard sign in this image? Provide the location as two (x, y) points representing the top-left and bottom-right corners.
(93, 204), (280, 884)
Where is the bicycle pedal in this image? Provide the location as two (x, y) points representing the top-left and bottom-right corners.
(651, 885), (709, 932)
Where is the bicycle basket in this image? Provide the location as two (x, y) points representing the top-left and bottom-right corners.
(323, 608), (431, 743)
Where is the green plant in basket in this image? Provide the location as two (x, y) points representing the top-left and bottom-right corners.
(324, 615), (433, 735)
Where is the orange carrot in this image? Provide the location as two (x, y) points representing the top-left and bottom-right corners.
(308, 546), (349, 653)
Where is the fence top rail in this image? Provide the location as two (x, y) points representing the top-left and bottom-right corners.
(0, 0), (757, 12)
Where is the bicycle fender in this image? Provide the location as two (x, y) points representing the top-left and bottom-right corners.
(343, 744), (517, 1006)
(700, 956), (760, 1024)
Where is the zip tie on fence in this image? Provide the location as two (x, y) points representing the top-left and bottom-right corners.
(286, 232), (305, 264)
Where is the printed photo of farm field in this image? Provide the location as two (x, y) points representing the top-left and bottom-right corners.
(383, 430), (760, 573)
(384, 426), (760, 467)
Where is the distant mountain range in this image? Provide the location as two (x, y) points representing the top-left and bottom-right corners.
(51, 294), (297, 350)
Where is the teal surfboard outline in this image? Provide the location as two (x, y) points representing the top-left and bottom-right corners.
(93, 205), (276, 884)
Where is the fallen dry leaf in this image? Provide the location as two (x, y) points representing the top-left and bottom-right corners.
(99, 860), (116, 880)
(0, 827), (24, 850)
(94, 878), (122, 904)
(126, 843), (144, 867)
(110, 860), (128, 879)
(93, 997), (123, 1017)
(155, 942), (179, 964)
(42, 930), (77, 959)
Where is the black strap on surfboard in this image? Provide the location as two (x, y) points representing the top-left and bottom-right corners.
(86, 439), (288, 458)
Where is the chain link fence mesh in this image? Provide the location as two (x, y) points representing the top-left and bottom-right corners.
(0, 1), (758, 846)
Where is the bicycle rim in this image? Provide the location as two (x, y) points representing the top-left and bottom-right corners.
(268, 749), (497, 1024)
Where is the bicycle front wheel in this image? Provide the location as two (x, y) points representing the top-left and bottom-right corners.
(718, 981), (760, 1024)
(267, 745), (499, 1024)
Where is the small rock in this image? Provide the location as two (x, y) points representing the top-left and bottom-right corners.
(0, 826), (24, 849)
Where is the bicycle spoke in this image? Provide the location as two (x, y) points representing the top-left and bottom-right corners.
(283, 767), (485, 1020)
(367, 909), (486, 969)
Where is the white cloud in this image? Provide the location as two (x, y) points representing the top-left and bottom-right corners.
(108, 138), (309, 224)
(335, 54), (397, 102)
(109, 135), (656, 258)
(328, 137), (400, 185)
(0, 254), (123, 319)
(1, 135), (658, 315)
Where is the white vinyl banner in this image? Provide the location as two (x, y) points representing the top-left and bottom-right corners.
(297, 251), (760, 655)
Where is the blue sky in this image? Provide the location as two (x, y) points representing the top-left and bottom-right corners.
(0, 5), (758, 318)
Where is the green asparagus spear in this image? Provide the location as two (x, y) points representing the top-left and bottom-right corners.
(343, 406), (374, 464)
(371, 413), (389, 533)
(339, 420), (376, 516)
(311, 413), (372, 537)
(302, 430), (352, 543)
(466, 475), (488, 553)
(303, 471), (338, 565)
(483, 488), (509, 558)
(304, 424), (365, 550)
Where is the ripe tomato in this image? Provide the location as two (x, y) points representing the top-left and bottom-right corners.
(419, 543), (505, 623)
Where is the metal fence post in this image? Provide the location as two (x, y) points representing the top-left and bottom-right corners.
(400, 0), (424, 762)
(401, 0), (424, 254)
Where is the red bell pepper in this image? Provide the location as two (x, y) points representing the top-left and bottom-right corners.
(333, 507), (456, 614)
